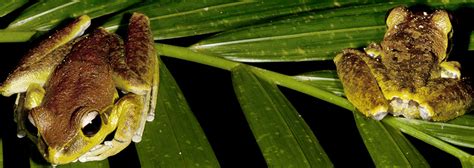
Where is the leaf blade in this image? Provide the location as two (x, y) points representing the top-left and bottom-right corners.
(103, 0), (382, 40)
(232, 65), (332, 167)
(136, 59), (219, 167)
(293, 70), (344, 96)
(392, 116), (474, 149)
(0, 0), (28, 17)
(190, 3), (398, 62)
(191, 2), (474, 62)
(7, 0), (140, 31)
(354, 112), (428, 167)
(0, 30), (36, 42)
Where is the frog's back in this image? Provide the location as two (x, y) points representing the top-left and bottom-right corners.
(380, 7), (451, 91)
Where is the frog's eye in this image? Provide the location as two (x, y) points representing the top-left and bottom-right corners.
(386, 6), (409, 29)
(81, 111), (102, 137)
(431, 10), (452, 35)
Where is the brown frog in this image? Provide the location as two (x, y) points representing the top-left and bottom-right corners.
(0, 13), (158, 165)
(334, 6), (473, 121)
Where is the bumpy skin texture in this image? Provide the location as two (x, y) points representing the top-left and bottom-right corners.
(334, 6), (473, 121)
(30, 29), (117, 155)
(0, 13), (158, 165)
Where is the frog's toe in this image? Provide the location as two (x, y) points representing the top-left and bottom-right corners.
(389, 98), (422, 119)
(418, 106), (432, 120)
(372, 112), (388, 120)
(440, 61), (461, 79)
(369, 106), (388, 120)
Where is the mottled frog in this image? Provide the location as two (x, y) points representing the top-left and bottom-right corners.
(334, 6), (473, 121)
(0, 13), (158, 165)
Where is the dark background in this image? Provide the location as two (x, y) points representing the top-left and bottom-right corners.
(1, 4), (474, 168)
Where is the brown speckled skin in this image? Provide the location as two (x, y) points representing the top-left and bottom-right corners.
(1, 17), (88, 94)
(0, 13), (157, 164)
(334, 49), (388, 115)
(30, 29), (117, 149)
(334, 6), (473, 121)
(109, 13), (156, 94)
(126, 13), (156, 83)
(381, 7), (448, 92)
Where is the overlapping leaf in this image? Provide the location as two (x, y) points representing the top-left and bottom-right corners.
(293, 70), (344, 96)
(0, 30), (36, 42)
(0, 0), (27, 17)
(136, 60), (219, 167)
(191, 1), (474, 62)
(392, 116), (474, 149)
(383, 117), (474, 166)
(102, 0), (387, 40)
(232, 65), (332, 167)
(190, 2), (400, 62)
(354, 112), (428, 167)
(7, 0), (140, 31)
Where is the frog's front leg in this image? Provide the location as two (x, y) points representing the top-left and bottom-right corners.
(14, 83), (46, 138)
(79, 94), (144, 162)
(0, 16), (90, 96)
(334, 49), (389, 120)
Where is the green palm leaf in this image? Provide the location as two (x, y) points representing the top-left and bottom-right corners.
(0, 0), (27, 17)
(6, 0), (140, 31)
(393, 116), (474, 149)
(191, 3), (395, 62)
(354, 112), (428, 167)
(2, 1), (474, 167)
(232, 65), (331, 167)
(293, 70), (344, 96)
(102, 0), (385, 40)
(136, 59), (219, 167)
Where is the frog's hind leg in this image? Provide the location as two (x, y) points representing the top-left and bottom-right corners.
(108, 13), (158, 143)
(417, 78), (473, 121)
(334, 49), (390, 120)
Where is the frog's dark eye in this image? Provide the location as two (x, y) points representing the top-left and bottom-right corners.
(81, 111), (102, 137)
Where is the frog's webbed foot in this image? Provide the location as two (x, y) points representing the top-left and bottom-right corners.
(440, 61), (461, 79)
(79, 94), (144, 162)
(364, 42), (383, 58)
(334, 49), (389, 120)
(417, 78), (473, 121)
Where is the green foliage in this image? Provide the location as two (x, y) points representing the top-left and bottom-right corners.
(136, 60), (219, 167)
(1, 1), (474, 167)
(232, 65), (332, 167)
(0, 0), (27, 17)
